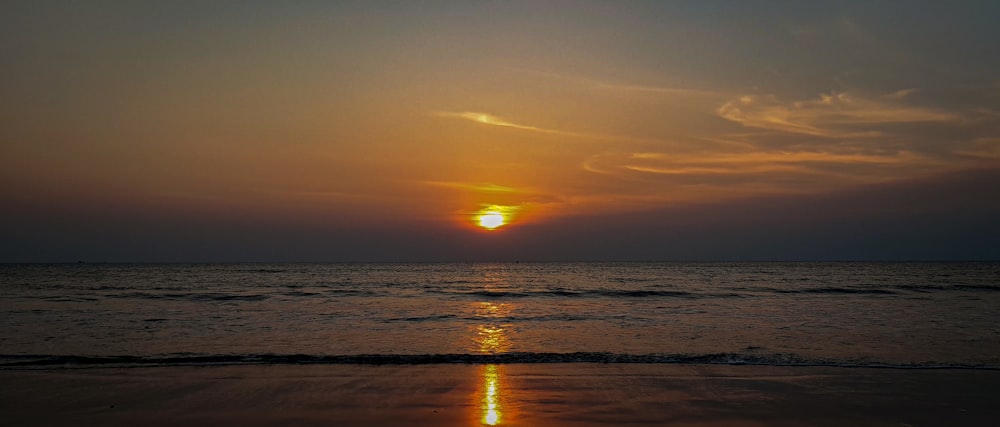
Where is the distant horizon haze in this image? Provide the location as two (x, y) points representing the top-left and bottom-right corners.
(4, 168), (997, 263)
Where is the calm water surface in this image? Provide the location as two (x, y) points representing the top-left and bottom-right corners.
(2, 262), (999, 367)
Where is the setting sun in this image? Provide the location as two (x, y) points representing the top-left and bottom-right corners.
(473, 205), (519, 230)
(478, 212), (505, 230)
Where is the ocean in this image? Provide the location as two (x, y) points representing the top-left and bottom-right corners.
(2, 262), (999, 369)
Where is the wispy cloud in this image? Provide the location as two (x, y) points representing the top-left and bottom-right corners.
(624, 164), (813, 176)
(422, 180), (566, 205)
(716, 91), (963, 137)
(433, 111), (558, 133)
(628, 150), (921, 165)
(955, 137), (1000, 160)
(422, 180), (568, 221)
(422, 181), (519, 193)
(580, 148), (944, 199)
(589, 82), (723, 98)
(882, 88), (919, 100)
(434, 110), (667, 144)
(620, 150), (928, 177)
(440, 83), (996, 212)
(514, 68), (725, 98)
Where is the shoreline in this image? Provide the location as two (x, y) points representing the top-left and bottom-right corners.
(2, 364), (998, 426)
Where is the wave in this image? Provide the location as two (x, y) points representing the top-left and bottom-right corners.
(106, 292), (271, 302)
(237, 268), (288, 274)
(894, 284), (1000, 293)
(384, 314), (619, 322)
(280, 291), (321, 297)
(437, 289), (735, 299)
(774, 287), (897, 295)
(102, 288), (382, 301)
(384, 314), (459, 322)
(2, 352), (995, 370)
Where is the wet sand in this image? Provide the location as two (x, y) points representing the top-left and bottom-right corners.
(1, 364), (997, 426)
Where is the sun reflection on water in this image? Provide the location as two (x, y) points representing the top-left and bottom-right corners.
(473, 302), (513, 354)
(474, 301), (511, 425)
(475, 324), (511, 354)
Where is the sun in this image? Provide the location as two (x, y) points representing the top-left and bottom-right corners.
(478, 212), (505, 230)
(472, 204), (518, 230)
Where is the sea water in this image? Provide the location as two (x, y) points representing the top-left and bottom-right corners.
(2, 262), (999, 368)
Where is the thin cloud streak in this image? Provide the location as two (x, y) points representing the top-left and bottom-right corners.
(955, 137), (1000, 160)
(616, 150), (931, 179)
(513, 68), (727, 98)
(433, 110), (672, 144)
(422, 181), (519, 193)
(630, 150), (923, 165)
(433, 112), (556, 133)
(717, 91), (965, 137)
(624, 164), (812, 176)
(579, 148), (945, 203)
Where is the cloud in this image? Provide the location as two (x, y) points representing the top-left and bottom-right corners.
(589, 82), (724, 98)
(576, 147), (947, 206)
(422, 181), (519, 193)
(623, 164), (811, 176)
(433, 110), (667, 144)
(955, 137), (1000, 160)
(716, 91), (963, 137)
(512, 68), (725, 98)
(629, 150), (922, 166)
(422, 180), (566, 208)
(616, 149), (931, 179)
(433, 111), (559, 133)
(882, 88), (919, 100)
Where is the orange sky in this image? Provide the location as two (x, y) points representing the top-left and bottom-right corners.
(2, 2), (999, 261)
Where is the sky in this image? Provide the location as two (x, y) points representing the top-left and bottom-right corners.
(2, 1), (999, 262)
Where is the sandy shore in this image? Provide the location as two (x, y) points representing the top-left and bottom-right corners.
(1, 364), (997, 426)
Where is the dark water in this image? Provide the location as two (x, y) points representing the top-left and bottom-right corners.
(2, 262), (999, 369)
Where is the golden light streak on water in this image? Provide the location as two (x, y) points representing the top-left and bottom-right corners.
(473, 302), (513, 354)
(474, 301), (510, 424)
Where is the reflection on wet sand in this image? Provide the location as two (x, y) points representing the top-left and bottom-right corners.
(475, 301), (511, 425)
(481, 364), (502, 425)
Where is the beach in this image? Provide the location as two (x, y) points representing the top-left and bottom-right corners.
(2, 364), (997, 426)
